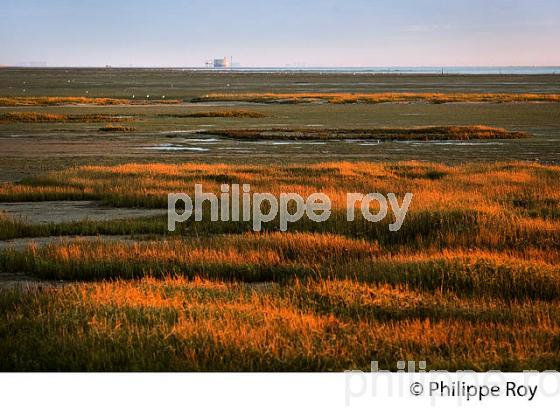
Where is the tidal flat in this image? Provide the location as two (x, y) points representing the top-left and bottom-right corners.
(0, 68), (559, 371)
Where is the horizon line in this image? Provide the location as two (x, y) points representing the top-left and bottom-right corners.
(3, 65), (560, 69)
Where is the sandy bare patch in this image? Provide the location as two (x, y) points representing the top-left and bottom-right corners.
(0, 235), (138, 252)
(0, 272), (67, 291)
(0, 201), (166, 224)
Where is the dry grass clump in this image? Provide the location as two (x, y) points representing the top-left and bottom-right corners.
(2, 235), (560, 300)
(1, 161), (560, 370)
(160, 110), (266, 118)
(0, 96), (181, 106)
(193, 92), (560, 104)
(2, 161), (558, 215)
(1, 161), (559, 253)
(204, 126), (527, 141)
(1, 277), (559, 371)
(0, 97), (130, 106)
(0, 111), (132, 123)
(98, 124), (137, 132)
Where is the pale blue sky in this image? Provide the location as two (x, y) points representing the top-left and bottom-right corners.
(1, 0), (559, 67)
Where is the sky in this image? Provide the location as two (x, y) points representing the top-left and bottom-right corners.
(1, 0), (559, 67)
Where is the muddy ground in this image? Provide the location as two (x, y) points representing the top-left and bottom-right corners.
(0, 201), (166, 224)
(1, 69), (559, 288)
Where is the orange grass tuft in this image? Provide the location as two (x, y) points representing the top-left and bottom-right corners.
(193, 92), (560, 104)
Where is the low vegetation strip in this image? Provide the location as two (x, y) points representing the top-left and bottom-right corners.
(98, 125), (137, 132)
(0, 110), (265, 123)
(159, 110), (266, 118)
(0, 212), (169, 240)
(0, 112), (133, 123)
(1, 277), (559, 371)
(1, 162), (558, 248)
(0, 161), (559, 371)
(203, 126), (528, 141)
(0, 96), (181, 106)
(1, 234), (559, 300)
(193, 92), (560, 104)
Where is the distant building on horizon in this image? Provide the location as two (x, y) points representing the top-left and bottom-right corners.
(206, 57), (233, 69)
